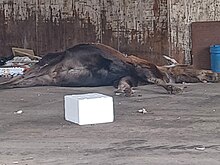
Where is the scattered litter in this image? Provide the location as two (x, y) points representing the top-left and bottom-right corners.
(137, 108), (154, 114)
(118, 102), (122, 105)
(137, 108), (147, 114)
(195, 146), (206, 151)
(213, 109), (216, 112)
(177, 117), (181, 119)
(4, 56), (38, 67)
(0, 67), (24, 77)
(21, 157), (34, 161)
(0, 48), (40, 78)
(115, 92), (122, 96)
(14, 110), (23, 114)
(12, 161), (19, 164)
(37, 94), (41, 96)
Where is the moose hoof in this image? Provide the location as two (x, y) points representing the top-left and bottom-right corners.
(166, 85), (185, 94)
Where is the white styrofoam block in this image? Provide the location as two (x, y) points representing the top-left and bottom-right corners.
(64, 93), (114, 125)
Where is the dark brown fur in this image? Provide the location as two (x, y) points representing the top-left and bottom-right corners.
(0, 43), (219, 95)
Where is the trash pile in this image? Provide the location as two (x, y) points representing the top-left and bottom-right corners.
(0, 48), (40, 77)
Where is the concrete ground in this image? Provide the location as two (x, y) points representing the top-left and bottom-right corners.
(0, 83), (219, 165)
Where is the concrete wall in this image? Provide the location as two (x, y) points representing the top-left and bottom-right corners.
(168, 0), (220, 64)
(0, 0), (168, 65)
(1, 0), (219, 65)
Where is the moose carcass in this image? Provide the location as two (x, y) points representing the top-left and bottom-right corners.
(0, 43), (219, 95)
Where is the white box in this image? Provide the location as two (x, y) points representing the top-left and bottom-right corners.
(64, 93), (114, 125)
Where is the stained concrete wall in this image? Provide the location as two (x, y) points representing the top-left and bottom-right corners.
(168, 0), (220, 64)
(1, 0), (219, 65)
(0, 0), (168, 65)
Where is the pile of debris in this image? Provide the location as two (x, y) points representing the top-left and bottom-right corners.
(0, 48), (40, 77)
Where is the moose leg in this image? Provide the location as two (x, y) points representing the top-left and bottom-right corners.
(147, 77), (185, 94)
(115, 76), (138, 97)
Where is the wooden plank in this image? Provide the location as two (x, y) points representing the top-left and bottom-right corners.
(12, 48), (42, 60)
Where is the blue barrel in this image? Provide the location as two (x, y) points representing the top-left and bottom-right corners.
(210, 45), (220, 73)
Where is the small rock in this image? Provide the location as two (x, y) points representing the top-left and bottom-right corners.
(14, 110), (23, 114)
(195, 146), (206, 151)
(21, 157), (34, 161)
(115, 92), (121, 96)
(137, 108), (147, 114)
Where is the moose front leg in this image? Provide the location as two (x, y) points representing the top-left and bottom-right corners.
(147, 77), (185, 94)
(114, 76), (138, 97)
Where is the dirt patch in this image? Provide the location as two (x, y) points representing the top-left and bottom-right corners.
(0, 83), (219, 164)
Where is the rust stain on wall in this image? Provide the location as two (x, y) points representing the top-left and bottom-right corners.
(0, 0), (169, 65)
